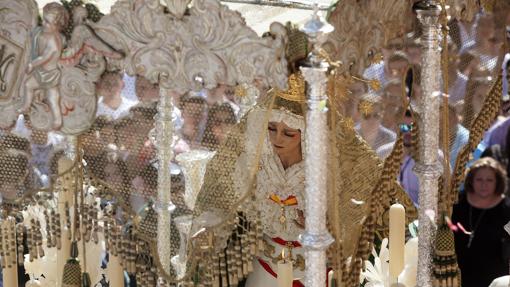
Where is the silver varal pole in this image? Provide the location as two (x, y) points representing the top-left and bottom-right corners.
(299, 7), (335, 287)
(414, 1), (442, 286)
(156, 87), (176, 273)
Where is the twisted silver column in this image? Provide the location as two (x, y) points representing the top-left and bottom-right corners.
(299, 7), (335, 287)
(156, 87), (176, 274)
(414, 2), (442, 286)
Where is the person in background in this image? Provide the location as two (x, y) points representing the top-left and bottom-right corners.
(380, 79), (405, 133)
(452, 157), (510, 287)
(130, 164), (158, 214)
(355, 93), (396, 151)
(386, 51), (410, 81)
(440, 103), (469, 168)
(96, 72), (137, 120)
(135, 76), (159, 104)
(201, 103), (237, 150)
(178, 95), (207, 148)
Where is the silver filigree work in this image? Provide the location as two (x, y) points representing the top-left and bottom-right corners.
(156, 87), (177, 275)
(299, 8), (334, 287)
(94, 0), (289, 94)
(414, 2), (443, 287)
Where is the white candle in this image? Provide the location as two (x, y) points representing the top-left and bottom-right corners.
(2, 264), (18, 287)
(277, 249), (293, 287)
(328, 270), (335, 287)
(389, 203), (405, 283)
(107, 254), (125, 287)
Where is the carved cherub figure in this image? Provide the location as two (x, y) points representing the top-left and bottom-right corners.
(61, 6), (123, 69)
(19, 3), (69, 129)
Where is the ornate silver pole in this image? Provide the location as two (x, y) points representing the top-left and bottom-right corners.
(299, 7), (335, 287)
(156, 87), (176, 273)
(414, 1), (442, 286)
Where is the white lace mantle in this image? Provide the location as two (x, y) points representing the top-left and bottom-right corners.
(254, 152), (305, 241)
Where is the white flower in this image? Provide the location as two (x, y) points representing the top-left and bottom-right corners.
(360, 237), (418, 287)
(360, 238), (389, 287)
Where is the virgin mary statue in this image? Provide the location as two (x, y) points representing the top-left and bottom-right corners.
(188, 70), (416, 287)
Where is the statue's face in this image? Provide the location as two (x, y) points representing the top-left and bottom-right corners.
(42, 11), (58, 31)
(267, 121), (301, 158)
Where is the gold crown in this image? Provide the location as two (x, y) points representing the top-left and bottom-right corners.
(275, 72), (306, 103)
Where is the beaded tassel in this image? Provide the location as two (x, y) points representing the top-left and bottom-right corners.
(148, 267), (157, 286)
(247, 227), (255, 273)
(129, 236), (137, 273)
(83, 204), (90, 242)
(65, 203), (71, 240)
(55, 212), (62, 250)
(16, 224), (24, 265)
(30, 220), (38, 260)
(0, 225), (5, 269)
(219, 251), (227, 287)
(26, 224), (35, 262)
(35, 220), (44, 258)
(117, 230), (124, 268)
(255, 220), (263, 253)
(234, 239), (243, 280)
(3, 222), (11, 268)
(240, 234), (249, 276)
(44, 210), (52, 248)
(212, 253), (220, 287)
(9, 220), (16, 267)
(92, 208), (99, 244)
(4, 233), (11, 269)
(51, 211), (57, 248)
(228, 247), (239, 286)
(75, 207), (81, 242)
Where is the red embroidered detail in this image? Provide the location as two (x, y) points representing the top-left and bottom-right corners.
(272, 237), (302, 248)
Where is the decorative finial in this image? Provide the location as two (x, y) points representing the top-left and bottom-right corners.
(300, 2), (334, 67)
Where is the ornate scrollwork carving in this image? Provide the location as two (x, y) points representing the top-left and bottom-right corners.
(94, 0), (289, 93)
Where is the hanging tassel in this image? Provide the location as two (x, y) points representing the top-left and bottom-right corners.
(54, 211), (61, 249)
(45, 210), (52, 248)
(65, 203), (71, 241)
(35, 220), (44, 258)
(235, 241), (243, 280)
(26, 225), (35, 262)
(212, 253), (220, 287)
(82, 272), (91, 287)
(220, 251), (227, 287)
(0, 225), (5, 268)
(240, 234), (248, 277)
(9, 221), (17, 267)
(16, 224), (24, 265)
(255, 220), (264, 253)
(75, 213), (81, 242)
(62, 241), (82, 287)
